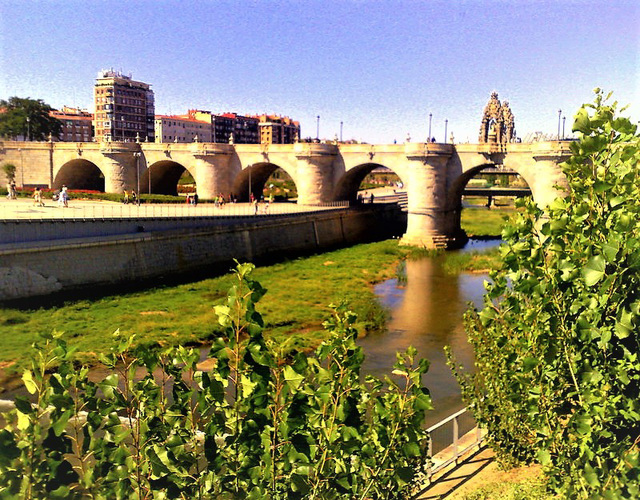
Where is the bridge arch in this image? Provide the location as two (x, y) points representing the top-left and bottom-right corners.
(54, 159), (105, 191)
(142, 160), (195, 196)
(446, 160), (547, 211)
(231, 162), (297, 202)
(334, 163), (406, 202)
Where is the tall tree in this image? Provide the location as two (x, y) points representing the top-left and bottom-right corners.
(0, 96), (62, 141)
(450, 90), (640, 498)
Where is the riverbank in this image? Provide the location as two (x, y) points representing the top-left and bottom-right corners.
(0, 206), (508, 387)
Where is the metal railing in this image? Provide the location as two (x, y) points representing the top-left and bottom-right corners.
(0, 200), (351, 222)
(426, 406), (484, 478)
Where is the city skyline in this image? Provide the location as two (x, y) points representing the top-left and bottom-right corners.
(1, 0), (638, 144)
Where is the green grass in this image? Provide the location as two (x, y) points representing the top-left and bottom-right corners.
(442, 247), (502, 274)
(461, 476), (555, 499)
(461, 206), (517, 237)
(0, 240), (424, 378)
(0, 207), (513, 382)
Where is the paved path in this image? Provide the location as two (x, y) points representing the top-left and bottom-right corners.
(413, 447), (495, 499)
(0, 187), (404, 221)
(0, 197), (347, 221)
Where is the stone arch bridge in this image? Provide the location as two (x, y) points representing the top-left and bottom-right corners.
(0, 140), (571, 248)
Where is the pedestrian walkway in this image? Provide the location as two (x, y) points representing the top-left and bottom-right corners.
(413, 446), (495, 499)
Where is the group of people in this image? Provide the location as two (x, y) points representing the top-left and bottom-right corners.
(185, 193), (199, 205)
(357, 191), (375, 204)
(5, 181), (69, 207)
(123, 190), (139, 205)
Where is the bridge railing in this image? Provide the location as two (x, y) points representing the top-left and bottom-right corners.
(0, 200), (351, 221)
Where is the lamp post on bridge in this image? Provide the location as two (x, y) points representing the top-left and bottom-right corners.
(428, 113), (432, 142)
(133, 151), (142, 205)
(316, 115), (320, 141)
(340, 121), (343, 142)
(444, 119), (448, 144)
(562, 116), (566, 140)
(26, 116), (30, 142)
(557, 109), (562, 140)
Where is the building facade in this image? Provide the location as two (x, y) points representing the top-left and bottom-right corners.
(49, 106), (94, 142)
(257, 115), (300, 144)
(151, 108), (301, 144)
(93, 70), (155, 142)
(154, 115), (212, 143)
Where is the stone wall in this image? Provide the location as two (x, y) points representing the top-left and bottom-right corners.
(0, 206), (405, 300)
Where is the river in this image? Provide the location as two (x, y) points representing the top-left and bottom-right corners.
(359, 239), (501, 426)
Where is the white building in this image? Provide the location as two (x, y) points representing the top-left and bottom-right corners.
(154, 115), (213, 143)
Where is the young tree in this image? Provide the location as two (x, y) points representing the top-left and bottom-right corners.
(2, 163), (16, 183)
(450, 90), (640, 498)
(0, 96), (62, 141)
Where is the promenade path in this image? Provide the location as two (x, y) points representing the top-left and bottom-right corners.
(0, 187), (398, 222)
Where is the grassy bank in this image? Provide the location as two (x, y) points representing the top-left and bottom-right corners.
(461, 206), (515, 238)
(0, 240), (421, 379)
(0, 206), (509, 383)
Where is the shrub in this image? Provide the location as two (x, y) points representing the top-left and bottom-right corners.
(0, 262), (432, 499)
(449, 90), (640, 498)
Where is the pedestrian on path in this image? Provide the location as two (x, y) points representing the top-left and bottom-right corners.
(33, 187), (44, 207)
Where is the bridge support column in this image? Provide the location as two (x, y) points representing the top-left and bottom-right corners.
(101, 147), (136, 194)
(400, 146), (465, 248)
(191, 145), (233, 200)
(294, 143), (337, 205)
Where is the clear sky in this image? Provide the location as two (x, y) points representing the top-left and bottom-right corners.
(1, 0), (638, 143)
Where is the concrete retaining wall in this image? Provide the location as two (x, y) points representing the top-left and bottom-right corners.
(0, 206), (405, 300)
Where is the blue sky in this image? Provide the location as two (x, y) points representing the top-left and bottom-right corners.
(1, 0), (638, 143)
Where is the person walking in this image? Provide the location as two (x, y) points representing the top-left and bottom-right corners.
(33, 187), (44, 207)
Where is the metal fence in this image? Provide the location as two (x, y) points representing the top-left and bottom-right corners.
(426, 406), (484, 478)
(0, 200), (351, 222)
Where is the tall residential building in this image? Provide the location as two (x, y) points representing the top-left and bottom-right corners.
(49, 106), (94, 142)
(93, 70), (155, 142)
(154, 114), (213, 143)
(257, 115), (300, 144)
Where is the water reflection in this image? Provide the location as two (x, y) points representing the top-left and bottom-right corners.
(358, 241), (499, 424)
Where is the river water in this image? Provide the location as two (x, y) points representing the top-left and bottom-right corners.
(358, 239), (501, 426)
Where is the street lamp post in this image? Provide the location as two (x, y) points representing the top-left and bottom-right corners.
(340, 121), (343, 142)
(133, 152), (141, 204)
(428, 113), (432, 142)
(444, 119), (448, 144)
(562, 116), (566, 140)
(26, 117), (30, 141)
(557, 109), (562, 140)
(316, 115), (320, 140)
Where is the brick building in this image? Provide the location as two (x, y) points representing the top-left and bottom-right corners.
(93, 70), (155, 142)
(49, 106), (94, 142)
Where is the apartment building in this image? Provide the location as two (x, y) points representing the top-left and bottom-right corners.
(154, 114), (212, 143)
(49, 106), (94, 142)
(257, 115), (300, 144)
(93, 70), (155, 142)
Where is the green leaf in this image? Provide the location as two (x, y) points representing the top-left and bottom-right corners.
(52, 410), (72, 437)
(14, 396), (34, 415)
(283, 365), (305, 390)
(537, 448), (551, 465)
(582, 255), (606, 286)
(22, 370), (37, 395)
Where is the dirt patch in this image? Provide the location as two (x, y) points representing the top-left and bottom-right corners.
(140, 311), (169, 316)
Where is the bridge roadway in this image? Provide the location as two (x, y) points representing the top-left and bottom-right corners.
(0, 140), (572, 248)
